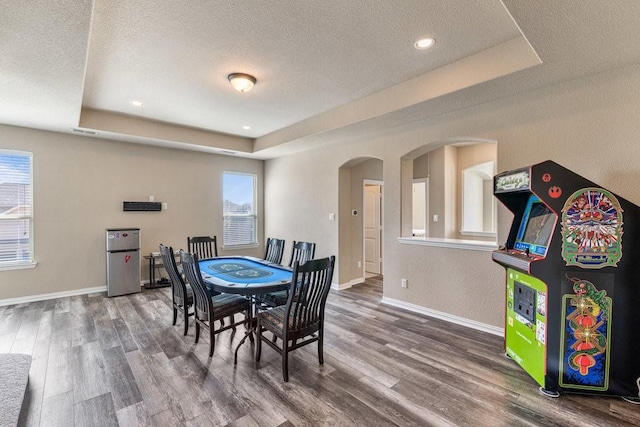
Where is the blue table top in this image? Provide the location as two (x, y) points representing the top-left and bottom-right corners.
(199, 256), (291, 295)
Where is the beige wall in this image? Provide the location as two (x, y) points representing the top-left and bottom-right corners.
(0, 125), (263, 300)
(413, 152), (429, 179)
(265, 64), (640, 328)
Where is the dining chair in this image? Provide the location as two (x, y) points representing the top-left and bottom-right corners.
(159, 243), (193, 336)
(255, 256), (335, 382)
(180, 250), (252, 357)
(187, 236), (218, 260)
(288, 241), (316, 267)
(258, 240), (316, 308)
(263, 237), (285, 264)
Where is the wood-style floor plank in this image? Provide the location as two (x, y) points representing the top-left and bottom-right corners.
(3, 275), (639, 426)
(73, 392), (118, 427)
(40, 389), (74, 427)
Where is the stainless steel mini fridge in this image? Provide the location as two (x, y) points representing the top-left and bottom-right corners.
(106, 228), (141, 297)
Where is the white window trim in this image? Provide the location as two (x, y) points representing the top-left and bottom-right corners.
(0, 261), (37, 271)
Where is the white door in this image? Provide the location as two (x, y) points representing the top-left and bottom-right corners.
(364, 184), (382, 274)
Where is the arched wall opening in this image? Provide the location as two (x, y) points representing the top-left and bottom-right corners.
(338, 156), (383, 286)
(400, 138), (497, 243)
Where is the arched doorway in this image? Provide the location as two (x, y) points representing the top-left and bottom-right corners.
(337, 157), (383, 288)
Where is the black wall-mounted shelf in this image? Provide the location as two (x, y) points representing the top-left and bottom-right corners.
(123, 201), (162, 212)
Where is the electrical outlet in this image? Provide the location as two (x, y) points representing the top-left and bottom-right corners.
(162, 202), (168, 210)
(357, 261), (361, 268)
(401, 278), (408, 288)
(432, 214), (438, 222)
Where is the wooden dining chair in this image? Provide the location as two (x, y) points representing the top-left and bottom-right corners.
(255, 256), (335, 382)
(288, 240), (316, 267)
(263, 237), (285, 264)
(179, 250), (251, 357)
(258, 240), (316, 308)
(159, 243), (193, 336)
(187, 236), (218, 260)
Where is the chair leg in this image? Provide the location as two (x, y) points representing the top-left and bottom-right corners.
(318, 327), (324, 365)
(183, 309), (189, 336)
(255, 321), (262, 362)
(229, 314), (235, 331)
(209, 321), (215, 358)
(282, 345), (289, 382)
(195, 322), (200, 343)
(172, 307), (177, 325)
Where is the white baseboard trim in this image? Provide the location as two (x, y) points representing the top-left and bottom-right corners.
(0, 286), (109, 307)
(332, 277), (365, 291)
(381, 297), (504, 337)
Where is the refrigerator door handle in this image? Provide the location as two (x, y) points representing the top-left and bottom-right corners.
(108, 248), (140, 254)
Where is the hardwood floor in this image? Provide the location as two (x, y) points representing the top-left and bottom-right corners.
(2, 276), (638, 426)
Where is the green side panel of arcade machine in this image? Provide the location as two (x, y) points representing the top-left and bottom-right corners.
(505, 268), (547, 386)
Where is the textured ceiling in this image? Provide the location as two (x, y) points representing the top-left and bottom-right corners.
(1, 1), (639, 159)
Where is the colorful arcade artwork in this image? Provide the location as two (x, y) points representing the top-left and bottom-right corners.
(561, 188), (623, 268)
(559, 276), (612, 391)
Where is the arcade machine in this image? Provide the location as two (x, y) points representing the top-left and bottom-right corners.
(492, 160), (640, 400)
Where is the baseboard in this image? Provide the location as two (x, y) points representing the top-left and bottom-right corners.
(0, 286), (108, 307)
(332, 277), (365, 291)
(381, 297), (504, 337)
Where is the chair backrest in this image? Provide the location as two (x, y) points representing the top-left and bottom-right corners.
(159, 244), (189, 307)
(264, 237), (285, 264)
(187, 236), (218, 259)
(179, 250), (213, 321)
(284, 256), (335, 336)
(288, 241), (316, 267)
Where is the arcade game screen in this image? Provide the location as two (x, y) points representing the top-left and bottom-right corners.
(515, 197), (555, 256)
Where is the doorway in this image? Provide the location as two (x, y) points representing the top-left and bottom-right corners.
(364, 180), (383, 276)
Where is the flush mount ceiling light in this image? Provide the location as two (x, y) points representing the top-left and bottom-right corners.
(130, 100), (144, 107)
(242, 125), (251, 130)
(228, 73), (256, 92)
(414, 37), (435, 50)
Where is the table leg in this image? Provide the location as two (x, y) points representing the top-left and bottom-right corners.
(233, 297), (258, 365)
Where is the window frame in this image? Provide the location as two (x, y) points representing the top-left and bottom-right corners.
(222, 171), (258, 249)
(0, 149), (36, 270)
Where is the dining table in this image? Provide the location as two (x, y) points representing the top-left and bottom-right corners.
(198, 256), (292, 363)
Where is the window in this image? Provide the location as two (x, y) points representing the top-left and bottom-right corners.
(223, 172), (257, 247)
(461, 160), (496, 236)
(0, 150), (33, 267)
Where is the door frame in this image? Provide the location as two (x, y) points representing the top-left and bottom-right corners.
(363, 179), (384, 276)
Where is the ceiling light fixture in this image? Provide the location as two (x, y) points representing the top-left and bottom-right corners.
(228, 73), (256, 92)
(242, 125), (251, 130)
(130, 100), (144, 107)
(414, 37), (435, 50)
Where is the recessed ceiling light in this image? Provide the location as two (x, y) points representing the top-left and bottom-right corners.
(414, 38), (435, 50)
(243, 125), (251, 130)
(130, 100), (144, 107)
